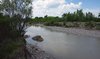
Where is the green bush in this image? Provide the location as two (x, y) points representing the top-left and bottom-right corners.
(95, 23), (100, 30)
(84, 21), (94, 29)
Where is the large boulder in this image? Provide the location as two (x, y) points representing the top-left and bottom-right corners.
(32, 35), (44, 42)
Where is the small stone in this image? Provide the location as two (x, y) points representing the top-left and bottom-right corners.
(24, 35), (30, 38)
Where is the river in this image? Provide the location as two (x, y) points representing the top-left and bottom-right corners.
(25, 26), (100, 59)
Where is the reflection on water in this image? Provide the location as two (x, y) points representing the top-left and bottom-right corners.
(25, 26), (100, 59)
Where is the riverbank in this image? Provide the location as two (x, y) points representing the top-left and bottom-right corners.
(26, 44), (55, 59)
(45, 26), (100, 38)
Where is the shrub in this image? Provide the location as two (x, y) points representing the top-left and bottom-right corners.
(95, 23), (100, 30)
(84, 21), (94, 29)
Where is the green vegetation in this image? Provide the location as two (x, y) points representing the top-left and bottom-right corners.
(0, 0), (100, 59)
(30, 9), (100, 29)
(31, 9), (100, 23)
(0, 0), (32, 59)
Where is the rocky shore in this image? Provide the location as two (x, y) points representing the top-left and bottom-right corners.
(26, 44), (55, 59)
(45, 26), (100, 38)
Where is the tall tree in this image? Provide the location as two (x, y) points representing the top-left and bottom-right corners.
(0, 0), (32, 35)
(86, 12), (94, 21)
(98, 13), (100, 18)
(0, 0), (32, 17)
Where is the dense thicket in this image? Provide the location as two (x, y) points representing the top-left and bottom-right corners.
(0, 0), (32, 59)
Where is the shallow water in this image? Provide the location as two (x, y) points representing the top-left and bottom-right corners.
(25, 26), (100, 59)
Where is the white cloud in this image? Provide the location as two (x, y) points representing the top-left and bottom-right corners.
(32, 0), (82, 17)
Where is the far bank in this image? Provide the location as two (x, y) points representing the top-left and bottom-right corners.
(44, 26), (100, 38)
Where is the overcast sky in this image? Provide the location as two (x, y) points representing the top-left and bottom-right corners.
(32, 0), (100, 17)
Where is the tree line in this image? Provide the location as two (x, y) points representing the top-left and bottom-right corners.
(31, 9), (100, 23)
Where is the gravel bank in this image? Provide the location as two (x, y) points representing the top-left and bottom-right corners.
(45, 26), (100, 38)
(26, 44), (55, 59)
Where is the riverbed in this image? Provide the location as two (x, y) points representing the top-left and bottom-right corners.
(25, 26), (100, 59)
